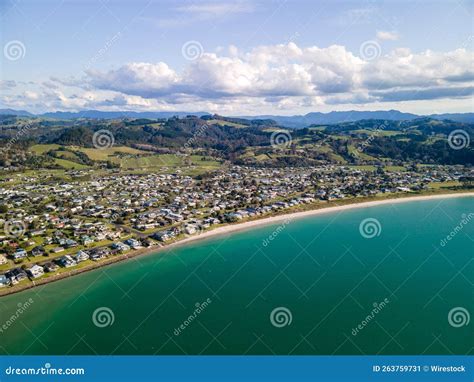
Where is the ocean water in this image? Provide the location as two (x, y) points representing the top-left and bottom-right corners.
(0, 197), (473, 355)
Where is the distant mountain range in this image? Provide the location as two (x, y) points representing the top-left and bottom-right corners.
(245, 110), (474, 127)
(0, 109), (210, 120)
(0, 108), (473, 127)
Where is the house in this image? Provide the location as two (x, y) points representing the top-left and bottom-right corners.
(0, 274), (9, 287)
(57, 255), (76, 268)
(184, 224), (198, 235)
(166, 212), (183, 221)
(111, 242), (130, 252)
(27, 264), (44, 278)
(152, 231), (172, 242)
(89, 248), (109, 261)
(74, 250), (89, 263)
(51, 247), (65, 254)
(31, 246), (45, 256)
(12, 248), (27, 260)
(0, 254), (7, 265)
(81, 235), (94, 246)
(5, 268), (27, 283)
(65, 239), (78, 248)
(43, 262), (59, 272)
(124, 238), (142, 249)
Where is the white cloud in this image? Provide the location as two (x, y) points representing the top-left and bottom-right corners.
(2, 43), (473, 114)
(176, 1), (254, 17)
(376, 30), (399, 41)
(155, 1), (254, 28)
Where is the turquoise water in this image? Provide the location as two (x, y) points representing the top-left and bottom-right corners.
(0, 197), (473, 355)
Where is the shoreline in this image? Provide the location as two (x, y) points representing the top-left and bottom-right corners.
(1, 191), (473, 298)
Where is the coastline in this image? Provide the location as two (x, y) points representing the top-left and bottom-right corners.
(2, 191), (473, 298)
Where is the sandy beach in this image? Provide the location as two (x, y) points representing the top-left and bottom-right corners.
(168, 192), (474, 248)
(1, 191), (473, 297)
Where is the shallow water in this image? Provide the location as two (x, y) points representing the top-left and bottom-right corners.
(0, 197), (472, 355)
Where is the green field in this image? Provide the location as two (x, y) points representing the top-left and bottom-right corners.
(30, 144), (61, 154)
(74, 146), (147, 161)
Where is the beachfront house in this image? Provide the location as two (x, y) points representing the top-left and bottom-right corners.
(74, 250), (90, 263)
(57, 255), (76, 268)
(27, 264), (44, 278)
(111, 242), (131, 252)
(5, 268), (27, 283)
(152, 231), (172, 242)
(43, 262), (59, 272)
(124, 238), (142, 249)
(0, 274), (9, 287)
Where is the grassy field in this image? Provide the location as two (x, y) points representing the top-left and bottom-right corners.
(53, 158), (89, 169)
(206, 119), (247, 128)
(30, 144), (61, 154)
(27, 144), (222, 175)
(74, 146), (147, 161)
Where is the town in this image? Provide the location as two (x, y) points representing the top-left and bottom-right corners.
(0, 163), (472, 292)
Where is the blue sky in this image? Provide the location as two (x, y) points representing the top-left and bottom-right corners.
(1, 0), (473, 115)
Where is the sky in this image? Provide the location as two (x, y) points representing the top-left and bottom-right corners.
(0, 0), (473, 115)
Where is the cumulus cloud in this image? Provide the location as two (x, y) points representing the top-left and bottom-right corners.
(2, 43), (473, 113)
(83, 43), (473, 105)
